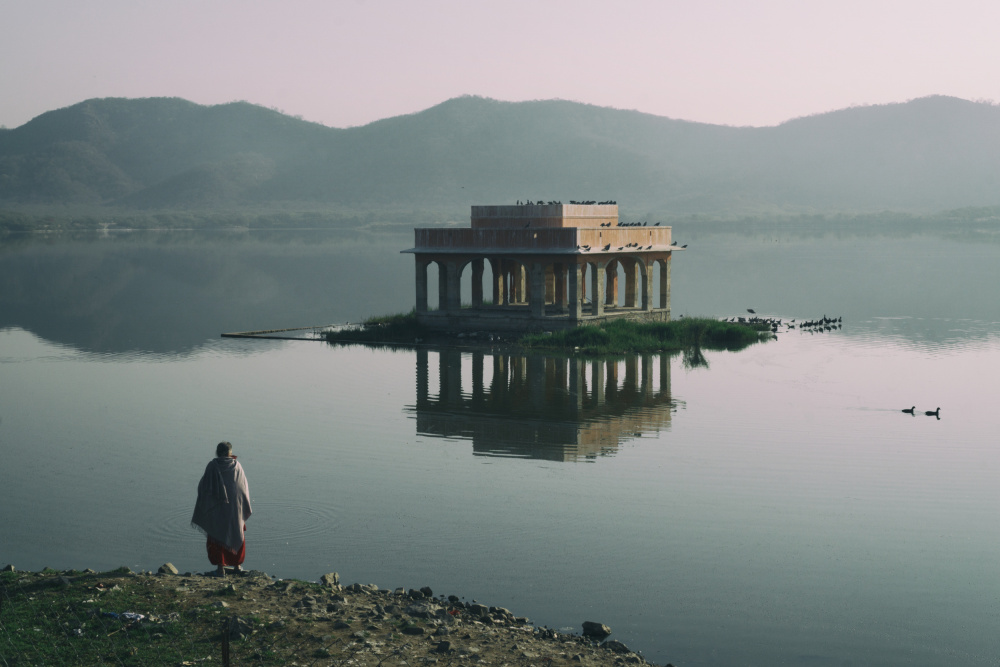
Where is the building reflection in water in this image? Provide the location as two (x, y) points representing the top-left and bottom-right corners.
(408, 349), (674, 461)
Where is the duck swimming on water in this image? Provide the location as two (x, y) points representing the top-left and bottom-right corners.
(902, 406), (916, 415)
(925, 407), (941, 417)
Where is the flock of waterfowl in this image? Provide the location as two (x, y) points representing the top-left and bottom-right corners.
(721, 311), (843, 334)
(724, 310), (942, 419)
(515, 200), (619, 205)
(903, 406), (941, 419)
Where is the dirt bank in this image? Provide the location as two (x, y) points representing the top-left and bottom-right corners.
(0, 566), (671, 666)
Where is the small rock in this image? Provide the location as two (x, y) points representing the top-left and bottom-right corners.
(158, 563), (179, 575)
(601, 639), (631, 654)
(394, 587), (406, 596)
(420, 586), (434, 597)
(210, 601), (229, 608)
(582, 621), (612, 639)
(402, 625), (425, 635)
(320, 572), (339, 586)
(469, 603), (489, 618)
(572, 655), (584, 662)
(228, 616), (254, 640)
(326, 602), (346, 613)
(2, 564), (14, 572)
(332, 620), (351, 630)
(435, 640), (452, 653)
(409, 588), (426, 600)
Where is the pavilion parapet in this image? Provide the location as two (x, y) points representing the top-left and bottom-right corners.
(471, 203), (618, 229)
(415, 227), (580, 252)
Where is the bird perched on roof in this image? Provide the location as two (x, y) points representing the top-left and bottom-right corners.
(671, 241), (677, 246)
(681, 244), (687, 248)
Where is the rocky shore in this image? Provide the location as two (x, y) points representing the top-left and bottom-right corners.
(0, 564), (672, 666)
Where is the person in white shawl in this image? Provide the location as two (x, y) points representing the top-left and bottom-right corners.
(192, 441), (252, 577)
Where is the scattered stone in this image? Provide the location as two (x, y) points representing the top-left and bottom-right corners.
(158, 563), (179, 575)
(582, 621), (612, 639)
(2, 564), (14, 572)
(394, 587), (406, 596)
(326, 601), (346, 613)
(600, 639), (631, 654)
(409, 588), (426, 600)
(469, 603), (489, 618)
(320, 572), (339, 587)
(406, 602), (445, 619)
(228, 616), (254, 640)
(332, 620), (351, 630)
(420, 586), (433, 597)
(210, 600), (229, 608)
(402, 625), (425, 635)
(434, 640), (453, 653)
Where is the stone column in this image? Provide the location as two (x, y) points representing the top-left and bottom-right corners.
(642, 260), (653, 311)
(567, 261), (582, 320)
(472, 259), (484, 307)
(491, 258), (503, 306)
(662, 256), (672, 317)
(515, 264), (526, 304)
(554, 263), (566, 306)
(530, 262), (546, 318)
(415, 259), (428, 314)
(591, 261), (604, 316)
(606, 261), (618, 307)
(438, 262), (448, 312)
(624, 262), (637, 308)
(445, 262), (461, 312)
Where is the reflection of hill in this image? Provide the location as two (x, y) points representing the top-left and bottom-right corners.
(0, 230), (415, 355)
(407, 350), (674, 461)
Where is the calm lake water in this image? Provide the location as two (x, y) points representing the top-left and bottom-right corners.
(2, 222), (1000, 666)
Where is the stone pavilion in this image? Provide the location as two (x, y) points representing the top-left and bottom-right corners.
(402, 203), (681, 331)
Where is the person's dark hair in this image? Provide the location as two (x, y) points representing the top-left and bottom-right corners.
(216, 441), (233, 458)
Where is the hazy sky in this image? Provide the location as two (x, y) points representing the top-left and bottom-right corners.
(2, 0), (998, 130)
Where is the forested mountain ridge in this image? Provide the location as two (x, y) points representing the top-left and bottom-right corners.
(2, 94), (999, 220)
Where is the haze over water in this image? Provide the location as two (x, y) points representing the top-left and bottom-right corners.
(2, 222), (999, 665)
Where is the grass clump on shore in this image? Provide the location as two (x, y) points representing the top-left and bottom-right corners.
(324, 310), (427, 345)
(522, 317), (772, 355)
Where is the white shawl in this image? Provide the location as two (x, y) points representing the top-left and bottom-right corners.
(191, 457), (252, 553)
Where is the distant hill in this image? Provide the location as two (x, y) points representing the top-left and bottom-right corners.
(2, 94), (1000, 221)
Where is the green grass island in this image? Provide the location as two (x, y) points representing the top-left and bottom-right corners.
(325, 312), (774, 357)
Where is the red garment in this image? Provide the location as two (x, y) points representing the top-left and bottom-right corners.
(207, 526), (246, 566)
